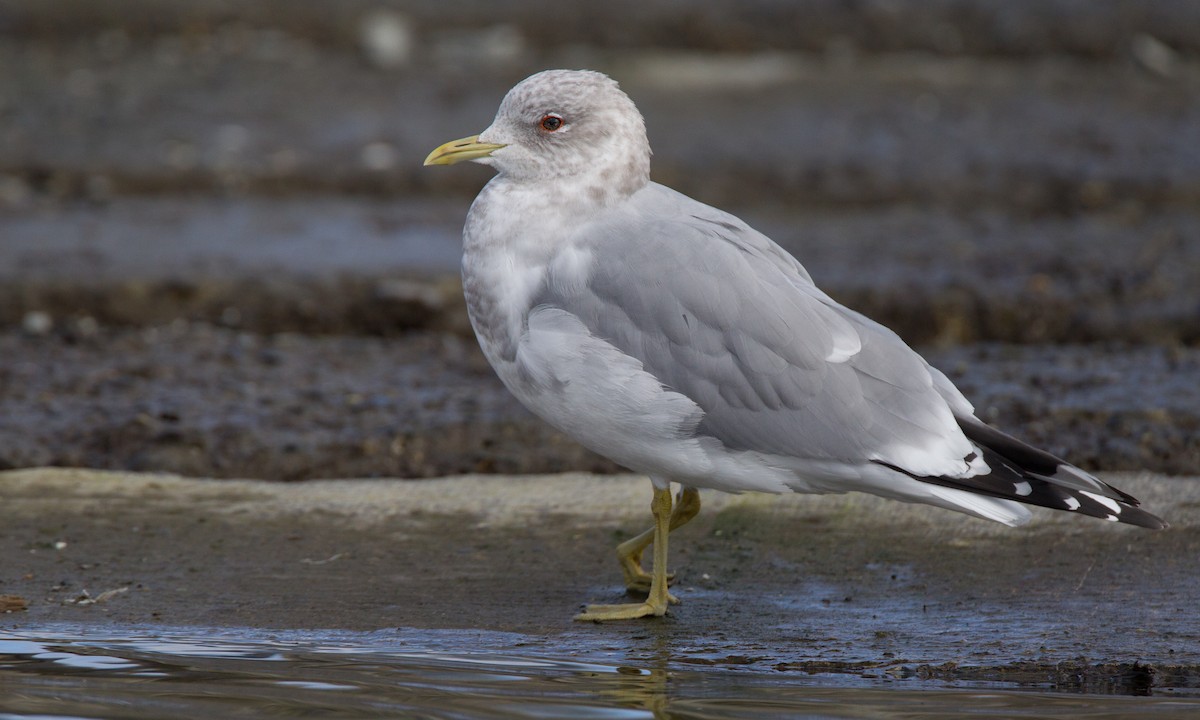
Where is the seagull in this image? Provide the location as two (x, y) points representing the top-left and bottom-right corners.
(424, 69), (1167, 621)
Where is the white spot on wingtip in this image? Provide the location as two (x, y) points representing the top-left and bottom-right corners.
(1105, 514), (1119, 522)
(1064, 496), (1081, 511)
(1013, 481), (1032, 497)
(1080, 490), (1122, 514)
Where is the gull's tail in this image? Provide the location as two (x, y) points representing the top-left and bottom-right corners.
(913, 418), (1167, 530)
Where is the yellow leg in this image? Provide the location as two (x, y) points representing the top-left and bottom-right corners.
(619, 487), (701, 595)
(575, 486), (675, 621)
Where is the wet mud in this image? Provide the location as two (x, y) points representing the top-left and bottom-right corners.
(0, 325), (1196, 480)
(2, 469), (1198, 692)
(0, 324), (619, 479)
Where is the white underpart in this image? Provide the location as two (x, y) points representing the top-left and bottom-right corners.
(493, 309), (694, 467)
(924, 486), (1031, 526)
(547, 244), (593, 296)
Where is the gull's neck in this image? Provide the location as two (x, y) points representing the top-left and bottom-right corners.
(465, 165), (640, 254)
(460, 169), (642, 366)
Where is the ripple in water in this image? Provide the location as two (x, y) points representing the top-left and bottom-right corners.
(1, 625), (1197, 719)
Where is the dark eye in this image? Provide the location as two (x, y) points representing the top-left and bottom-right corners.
(540, 114), (564, 132)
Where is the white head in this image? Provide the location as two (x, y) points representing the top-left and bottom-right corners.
(425, 70), (651, 201)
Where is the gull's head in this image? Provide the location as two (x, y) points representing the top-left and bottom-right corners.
(425, 69), (651, 198)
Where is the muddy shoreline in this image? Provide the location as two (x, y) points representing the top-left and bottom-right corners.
(1, 325), (1196, 480)
(2, 468), (1198, 693)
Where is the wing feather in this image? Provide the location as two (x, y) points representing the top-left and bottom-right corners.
(530, 183), (974, 477)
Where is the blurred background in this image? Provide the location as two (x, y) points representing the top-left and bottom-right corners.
(0, 0), (1197, 481)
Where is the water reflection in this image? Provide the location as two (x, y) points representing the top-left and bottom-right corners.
(0, 626), (1197, 719)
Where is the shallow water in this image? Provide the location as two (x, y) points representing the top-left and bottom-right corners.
(2, 625), (1198, 719)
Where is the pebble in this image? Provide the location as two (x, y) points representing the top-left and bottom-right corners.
(22, 311), (53, 336)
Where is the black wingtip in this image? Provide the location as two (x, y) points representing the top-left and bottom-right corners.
(949, 419), (1169, 530)
(1114, 504), (1169, 530)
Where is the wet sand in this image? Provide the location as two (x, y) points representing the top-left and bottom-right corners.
(2, 468), (1198, 690)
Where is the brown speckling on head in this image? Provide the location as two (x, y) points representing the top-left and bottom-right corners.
(475, 69), (651, 202)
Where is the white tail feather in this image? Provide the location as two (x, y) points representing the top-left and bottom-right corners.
(925, 485), (1032, 527)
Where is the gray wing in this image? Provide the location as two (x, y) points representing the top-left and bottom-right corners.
(533, 183), (975, 477)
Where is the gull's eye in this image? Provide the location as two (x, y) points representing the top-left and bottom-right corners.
(540, 114), (564, 132)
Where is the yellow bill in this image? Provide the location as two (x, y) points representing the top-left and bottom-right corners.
(423, 135), (506, 166)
